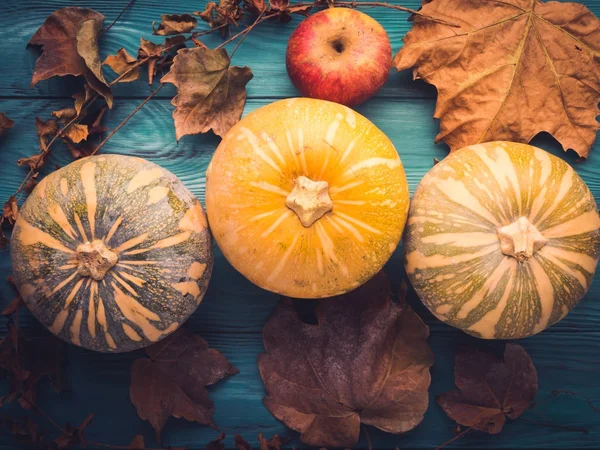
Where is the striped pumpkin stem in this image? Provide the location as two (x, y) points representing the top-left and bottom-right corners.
(497, 217), (547, 263)
(285, 176), (333, 227)
(76, 240), (118, 281)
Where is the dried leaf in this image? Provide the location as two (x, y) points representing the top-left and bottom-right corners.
(24, 173), (39, 194)
(103, 48), (140, 83)
(64, 124), (88, 143)
(196, 0), (243, 28)
(139, 38), (164, 84)
(269, 0), (289, 12)
(394, 0), (600, 157)
(35, 117), (59, 152)
(129, 434), (145, 449)
(234, 435), (252, 450)
(162, 47), (253, 139)
(206, 432), (226, 450)
(17, 153), (49, 171)
(0, 113), (14, 135)
(29, 7), (113, 107)
(52, 108), (77, 124)
(437, 344), (538, 434)
(54, 414), (93, 449)
(259, 272), (434, 448)
(130, 328), (238, 444)
(153, 14), (198, 35)
(73, 84), (93, 116)
(244, 0), (266, 14)
(3, 196), (18, 224)
(258, 433), (286, 450)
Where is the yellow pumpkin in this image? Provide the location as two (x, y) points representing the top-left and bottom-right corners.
(206, 98), (409, 298)
(405, 142), (600, 339)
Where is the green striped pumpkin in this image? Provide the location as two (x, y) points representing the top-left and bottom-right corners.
(405, 142), (600, 339)
(10, 155), (213, 352)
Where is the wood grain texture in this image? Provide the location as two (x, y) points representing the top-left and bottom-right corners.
(0, 0), (599, 448)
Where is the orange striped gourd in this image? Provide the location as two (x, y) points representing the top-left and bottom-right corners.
(11, 155), (212, 352)
(206, 98), (409, 298)
(405, 142), (600, 339)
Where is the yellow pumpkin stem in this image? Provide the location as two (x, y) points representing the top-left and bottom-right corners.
(76, 239), (118, 280)
(285, 176), (333, 227)
(497, 217), (547, 262)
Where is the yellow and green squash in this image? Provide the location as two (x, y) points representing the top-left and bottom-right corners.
(11, 155), (212, 352)
(405, 142), (600, 339)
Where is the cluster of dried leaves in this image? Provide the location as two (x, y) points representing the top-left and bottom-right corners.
(395, 0), (600, 158)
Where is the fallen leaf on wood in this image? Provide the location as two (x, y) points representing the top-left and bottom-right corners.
(29, 7), (113, 107)
(394, 0), (600, 157)
(3, 196), (18, 224)
(103, 48), (140, 83)
(64, 124), (88, 143)
(257, 433), (286, 450)
(196, 0), (243, 29)
(129, 434), (145, 449)
(0, 113), (14, 135)
(139, 38), (164, 84)
(259, 272), (434, 448)
(54, 413), (93, 449)
(17, 154), (48, 171)
(162, 47), (253, 139)
(0, 324), (65, 409)
(35, 117), (59, 152)
(206, 432), (226, 450)
(73, 84), (93, 116)
(153, 14), (198, 35)
(23, 173), (39, 194)
(437, 344), (538, 434)
(52, 108), (77, 124)
(130, 328), (238, 444)
(2, 296), (24, 316)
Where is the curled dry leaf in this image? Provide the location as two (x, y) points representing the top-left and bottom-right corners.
(3, 196), (18, 224)
(29, 7), (113, 107)
(35, 117), (59, 152)
(103, 48), (141, 83)
(128, 434), (145, 449)
(52, 108), (77, 123)
(206, 432), (227, 450)
(130, 328), (238, 444)
(54, 413), (94, 449)
(162, 47), (253, 139)
(437, 344), (538, 434)
(73, 84), (93, 116)
(394, 0), (600, 158)
(64, 124), (88, 143)
(259, 272), (434, 448)
(153, 13), (198, 35)
(0, 113), (14, 136)
(139, 38), (164, 84)
(196, 0), (243, 28)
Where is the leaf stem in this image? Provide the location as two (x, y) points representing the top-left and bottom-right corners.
(101, 0), (137, 35)
(216, 13), (275, 51)
(90, 84), (165, 156)
(435, 426), (473, 450)
(229, 10), (267, 59)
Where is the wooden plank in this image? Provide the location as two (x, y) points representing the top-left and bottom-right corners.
(0, 0), (438, 100)
(0, 94), (600, 448)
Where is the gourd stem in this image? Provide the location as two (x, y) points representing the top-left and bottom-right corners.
(285, 176), (333, 227)
(76, 239), (118, 280)
(497, 217), (547, 262)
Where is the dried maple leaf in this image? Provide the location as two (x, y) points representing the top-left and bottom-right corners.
(0, 113), (14, 135)
(162, 47), (253, 139)
(394, 0), (600, 157)
(29, 7), (113, 107)
(130, 328), (238, 443)
(103, 48), (140, 83)
(64, 123), (88, 143)
(437, 344), (538, 434)
(3, 196), (18, 224)
(153, 14), (198, 35)
(259, 272), (434, 448)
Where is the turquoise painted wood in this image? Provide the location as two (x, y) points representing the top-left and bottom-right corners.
(0, 0), (599, 448)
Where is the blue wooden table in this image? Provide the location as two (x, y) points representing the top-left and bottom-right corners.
(1, 0), (599, 448)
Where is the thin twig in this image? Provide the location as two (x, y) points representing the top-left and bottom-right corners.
(216, 13), (276, 50)
(435, 427), (473, 450)
(229, 10), (266, 58)
(362, 425), (372, 450)
(551, 390), (600, 413)
(520, 418), (589, 434)
(90, 84), (165, 156)
(334, 1), (459, 27)
(19, 397), (68, 435)
(101, 0), (137, 35)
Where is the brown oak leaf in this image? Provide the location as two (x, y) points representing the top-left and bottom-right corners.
(0, 113), (14, 135)
(153, 14), (198, 35)
(103, 48), (140, 83)
(259, 272), (434, 448)
(162, 47), (253, 139)
(29, 7), (113, 107)
(130, 328), (238, 444)
(394, 0), (600, 158)
(437, 344), (538, 434)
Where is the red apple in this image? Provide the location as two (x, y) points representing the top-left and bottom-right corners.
(286, 8), (392, 106)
